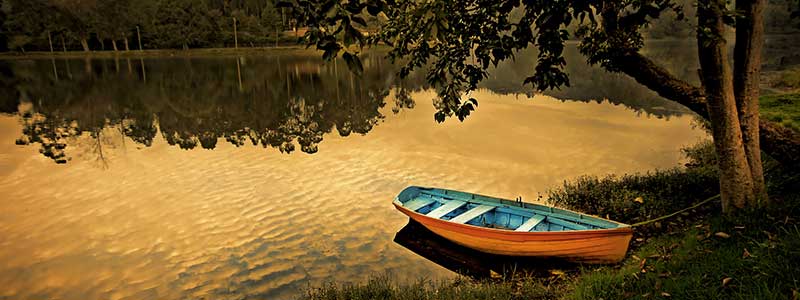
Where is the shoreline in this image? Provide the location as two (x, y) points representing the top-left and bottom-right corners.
(0, 46), (318, 60)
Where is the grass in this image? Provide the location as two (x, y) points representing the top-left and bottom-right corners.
(760, 93), (800, 132)
(301, 276), (562, 300)
(299, 141), (800, 300)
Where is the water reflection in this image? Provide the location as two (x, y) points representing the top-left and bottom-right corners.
(1, 54), (423, 163)
(0, 43), (699, 163)
(394, 220), (575, 278)
(0, 57), (708, 299)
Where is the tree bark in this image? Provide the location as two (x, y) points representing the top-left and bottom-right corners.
(112, 40), (118, 52)
(697, 0), (755, 212)
(734, 0), (768, 204)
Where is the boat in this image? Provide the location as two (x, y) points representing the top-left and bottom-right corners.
(392, 186), (634, 263)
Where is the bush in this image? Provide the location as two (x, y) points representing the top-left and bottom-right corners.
(547, 142), (718, 226)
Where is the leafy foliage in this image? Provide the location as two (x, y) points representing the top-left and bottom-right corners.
(1, 0), (295, 50)
(547, 141), (719, 227)
(279, 0), (690, 122)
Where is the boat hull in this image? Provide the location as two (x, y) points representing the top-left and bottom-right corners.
(394, 203), (633, 263)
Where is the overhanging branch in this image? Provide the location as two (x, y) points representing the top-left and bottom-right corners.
(612, 51), (800, 166)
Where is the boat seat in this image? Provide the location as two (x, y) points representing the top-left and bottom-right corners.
(548, 217), (591, 230)
(426, 200), (467, 219)
(403, 198), (436, 212)
(515, 215), (546, 232)
(450, 205), (495, 224)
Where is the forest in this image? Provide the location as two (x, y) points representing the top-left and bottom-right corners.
(0, 0), (323, 52)
(1, 0), (797, 53)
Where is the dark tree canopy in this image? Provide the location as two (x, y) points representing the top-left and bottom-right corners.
(279, 0), (800, 169)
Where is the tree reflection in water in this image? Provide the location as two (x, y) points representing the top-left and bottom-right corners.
(1, 44), (695, 164)
(1, 54), (425, 163)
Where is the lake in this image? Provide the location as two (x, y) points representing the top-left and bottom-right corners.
(0, 44), (707, 299)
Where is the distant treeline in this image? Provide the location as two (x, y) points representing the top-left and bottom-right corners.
(0, 0), (380, 52)
(0, 0), (797, 53)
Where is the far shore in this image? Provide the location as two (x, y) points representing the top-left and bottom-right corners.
(0, 44), (398, 60)
(0, 46), (323, 60)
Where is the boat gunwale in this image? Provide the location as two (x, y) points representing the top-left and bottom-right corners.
(394, 202), (633, 239)
(394, 186), (633, 236)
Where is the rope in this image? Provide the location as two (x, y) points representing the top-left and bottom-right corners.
(630, 194), (720, 227)
(626, 164), (797, 228)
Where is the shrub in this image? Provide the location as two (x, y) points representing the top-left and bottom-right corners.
(547, 141), (718, 226)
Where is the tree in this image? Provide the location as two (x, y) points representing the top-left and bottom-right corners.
(96, 0), (134, 51)
(52, 0), (97, 52)
(150, 0), (218, 49)
(261, 1), (284, 46)
(280, 0), (800, 213)
(2, 0), (50, 52)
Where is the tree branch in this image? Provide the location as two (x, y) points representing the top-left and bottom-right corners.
(612, 51), (800, 167)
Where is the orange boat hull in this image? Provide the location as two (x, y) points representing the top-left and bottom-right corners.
(394, 203), (633, 264)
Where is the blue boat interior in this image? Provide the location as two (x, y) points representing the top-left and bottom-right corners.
(396, 186), (624, 232)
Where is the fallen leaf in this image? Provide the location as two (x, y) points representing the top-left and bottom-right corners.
(722, 277), (733, 287)
(639, 258), (647, 269)
(641, 292), (651, 298)
(791, 288), (797, 300)
(636, 237), (645, 242)
(734, 226), (745, 230)
(549, 269), (565, 276)
(634, 197), (644, 203)
(490, 270), (501, 279)
(632, 255), (642, 261)
(661, 292), (671, 297)
(715, 232), (731, 239)
(742, 248), (751, 259)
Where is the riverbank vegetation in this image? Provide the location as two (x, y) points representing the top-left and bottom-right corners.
(1, 0), (798, 53)
(300, 139), (800, 300)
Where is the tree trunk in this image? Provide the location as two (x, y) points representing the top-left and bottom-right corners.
(80, 38), (90, 52)
(124, 37), (130, 51)
(734, 0), (768, 204)
(61, 35), (67, 52)
(112, 40), (118, 52)
(47, 31), (54, 53)
(697, 0), (755, 213)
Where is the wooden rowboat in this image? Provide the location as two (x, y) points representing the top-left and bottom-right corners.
(392, 186), (634, 263)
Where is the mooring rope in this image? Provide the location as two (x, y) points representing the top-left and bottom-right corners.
(630, 194), (721, 227)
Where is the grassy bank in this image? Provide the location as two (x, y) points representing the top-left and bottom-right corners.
(299, 141), (800, 300)
(761, 93), (800, 132)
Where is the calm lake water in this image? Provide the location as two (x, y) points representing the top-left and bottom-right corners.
(0, 44), (707, 299)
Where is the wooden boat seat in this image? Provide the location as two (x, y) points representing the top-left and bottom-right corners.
(403, 198), (436, 212)
(548, 217), (590, 230)
(426, 200), (467, 219)
(515, 215), (546, 232)
(450, 205), (495, 224)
